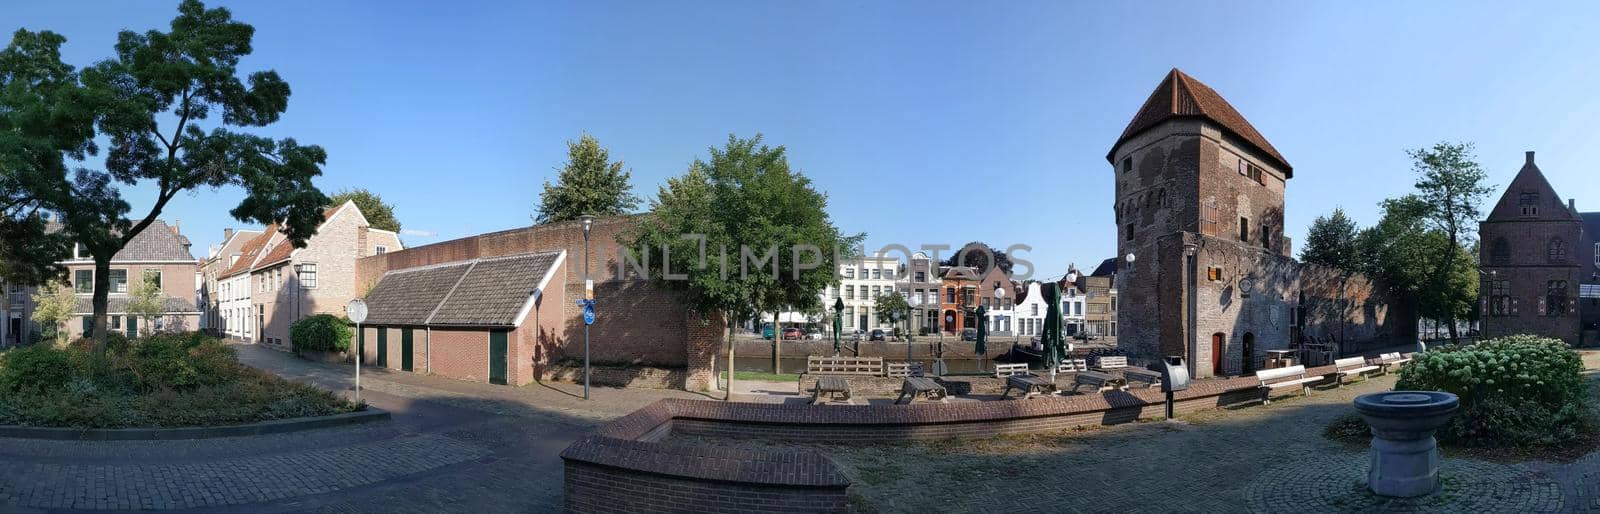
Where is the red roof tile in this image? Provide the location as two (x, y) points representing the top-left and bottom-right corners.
(1109, 68), (1292, 177)
(220, 224), (277, 278)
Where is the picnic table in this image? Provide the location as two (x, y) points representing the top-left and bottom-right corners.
(1002, 374), (1058, 400)
(1072, 370), (1124, 393)
(896, 376), (948, 404)
(811, 376), (854, 405)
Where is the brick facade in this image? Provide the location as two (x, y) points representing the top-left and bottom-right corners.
(355, 216), (725, 390)
(1479, 152), (1589, 344)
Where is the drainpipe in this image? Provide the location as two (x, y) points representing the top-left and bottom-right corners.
(425, 326), (432, 373)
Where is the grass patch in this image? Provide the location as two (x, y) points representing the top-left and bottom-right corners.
(720, 370), (802, 382)
(0, 332), (361, 428)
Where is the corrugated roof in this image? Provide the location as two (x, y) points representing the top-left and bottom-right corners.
(1109, 68), (1292, 177)
(361, 250), (564, 327)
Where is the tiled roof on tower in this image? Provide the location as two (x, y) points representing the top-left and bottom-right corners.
(1109, 68), (1292, 177)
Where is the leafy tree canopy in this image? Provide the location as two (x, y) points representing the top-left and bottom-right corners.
(942, 242), (1013, 275)
(1299, 207), (1361, 271)
(0, 1), (330, 344)
(535, 133), (639, 224)
(329, 188), (400, 233)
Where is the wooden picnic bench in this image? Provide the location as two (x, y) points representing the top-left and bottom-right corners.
(1094, 356), (1161, 388)
(1331, 356), (1380, 386)
(807, 356), (884, 376)
(994, 363), (1032, 378)
(1071, 370), (1122, 393)
(1002, 374), (1058, 400)
(811, 376), (854, 405)
(1257, 365), (1318, 404)
(896, 376), (948, 404)
(886, 361), (924, 378)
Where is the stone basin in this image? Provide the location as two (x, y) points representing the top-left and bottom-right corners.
(1352, 391), (1460, 498)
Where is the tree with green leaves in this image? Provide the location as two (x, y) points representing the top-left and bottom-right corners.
(1357, 195), (1478, 341)
(125, 273), (166, 338)
(942, 242), (1013, 275)
(627, 134), (862, 396)
(874, 291), (911, 341)
(1, 1), (330, 347)
(29, 281), (77, 346)
(329, 188), (400, 233)
(1406, 142), (1492, 343)
(1299, 207), (1361, 271)
(535, 134), (639, 224)
(0, 29), (82, 286)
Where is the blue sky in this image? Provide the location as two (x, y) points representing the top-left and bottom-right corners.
(10, 1), (1600, 279)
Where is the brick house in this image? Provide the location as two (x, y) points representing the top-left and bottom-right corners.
(1079, 261), (1118, 342)
(353, 216), (724, 390)
(1478, 151), (1595, 344)
(250, 200), (402, 350)
(938, 266), (979, 334)
(8, 220), (203, 340)
(1107, 69), (1410, 377)
(357, 251), (566, 385)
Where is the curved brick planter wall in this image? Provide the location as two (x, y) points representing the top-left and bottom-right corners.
(562, 363), (1349, 513)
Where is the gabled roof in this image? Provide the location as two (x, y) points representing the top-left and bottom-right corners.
(1109, 68), (1292, 177)
(1485, 151), (1578, 223)
(362, 250), (566, 327)
(220, 225), (277, 278)
(51, 220), (195, 262)
(252, 201), (369, 272)
(1583, 213), (1600, 242)
(1089, 258), (1118, 277)
(942, 266), (980, 281)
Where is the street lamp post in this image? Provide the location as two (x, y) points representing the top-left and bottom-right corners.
(579, 214), (595, 400)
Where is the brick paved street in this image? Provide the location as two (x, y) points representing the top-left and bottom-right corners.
(0, 343), (703, 512)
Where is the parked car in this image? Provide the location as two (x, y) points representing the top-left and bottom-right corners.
(782, 328), (803, 340)
(762, 324), (775, 340)
(806, 329), (824, 340)
(869, 329), (886, 341)
(960, 328), (978, 341)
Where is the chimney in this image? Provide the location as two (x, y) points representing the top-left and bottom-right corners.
(1526, 151), (1535, 165)
(224, 228), (234, 242)
(1571, 199), (1577, 211)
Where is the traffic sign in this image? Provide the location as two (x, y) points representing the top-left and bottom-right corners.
(583, 302), (596, 325)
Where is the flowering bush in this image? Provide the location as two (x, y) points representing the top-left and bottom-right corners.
(1397, 334), (1591, 446)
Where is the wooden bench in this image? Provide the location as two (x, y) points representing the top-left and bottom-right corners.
(1374, 352), (1412, 374)
(886, 361), (924, 378)
(807, 356), (884, 376)
(1095, 356), (1130, 370)
(1332, 356), (1380, 385)
(811, 376), (853, 405)
(994, 363), (1032, 378)
(1071, 370), (1122, 393)
(1056, 359), (1089, 373)
(1093, 356), (1161, 388)
(1002, 374), (1058, 400)
(896, 376), (948, 404)
(1257, 365), (1318, 404)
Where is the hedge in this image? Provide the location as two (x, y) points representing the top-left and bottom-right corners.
(1397, 334), (1592, 447)
(290, 314), (353, 354)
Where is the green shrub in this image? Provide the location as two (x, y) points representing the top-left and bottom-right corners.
(1397, 334), (1592, 447)
(0, 346), (73, 393)
(290, 314), (353, 354)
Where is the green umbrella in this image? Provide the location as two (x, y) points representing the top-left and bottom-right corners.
(974, 305), (988, 357)
(1042, 283), (1067, 373)
(832, 298), (844, 356)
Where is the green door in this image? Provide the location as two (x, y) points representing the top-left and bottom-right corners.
(489, 330), (507, 385)
(376, 328), (388, 368)
(81, 316), (92, 336)
(401, 329), (414, 372)
(358, 327), (365, 361)
(126, 317), (137, 338)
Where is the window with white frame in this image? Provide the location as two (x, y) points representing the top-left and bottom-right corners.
(298, 263), (317, 289)
(109, 269), (127, 293)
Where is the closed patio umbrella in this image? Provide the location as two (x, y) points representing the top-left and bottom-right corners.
(974, 305), (988, 359)
(1042, 282), (1068, 382)
(832, 299), (844, 356)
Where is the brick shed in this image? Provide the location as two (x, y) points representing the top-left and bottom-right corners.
(354, 216), (724, 390)
(357, 251), (565, 386)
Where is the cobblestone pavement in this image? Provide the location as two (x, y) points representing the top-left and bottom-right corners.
(0, 343), (703, 512)
(678, 372), (1600, 513)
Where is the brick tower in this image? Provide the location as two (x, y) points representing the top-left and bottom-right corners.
(1106, 69), (1297, 378)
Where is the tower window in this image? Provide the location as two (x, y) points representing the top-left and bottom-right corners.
(1547, 280), (1569, 317)
(1490, 238), (1511, 265)
(1122, 157), (1132, 173)
(1549, 238), (1568, 263)
(1239, 217), (1250, 242)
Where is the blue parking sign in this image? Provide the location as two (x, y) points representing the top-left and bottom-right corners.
(582, 302), (596, 325)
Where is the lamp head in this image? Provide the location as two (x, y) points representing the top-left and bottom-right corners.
(578, 214), (595, 234)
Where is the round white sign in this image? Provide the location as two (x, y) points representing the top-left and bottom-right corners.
(346, 299), (369, 324)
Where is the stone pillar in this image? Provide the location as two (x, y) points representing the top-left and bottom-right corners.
(1354, 391), (1460, 497)
(684, 311), (725, 392)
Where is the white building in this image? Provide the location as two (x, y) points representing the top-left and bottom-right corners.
(1015, 281), (1048, 338)
(1062, 284), (1086, 336)
(822, 253), (900, 334)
